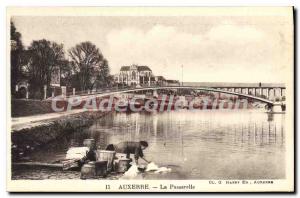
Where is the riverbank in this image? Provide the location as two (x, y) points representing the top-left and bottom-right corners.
(12, 99), (55, 117)
(11, 109), (111, 161)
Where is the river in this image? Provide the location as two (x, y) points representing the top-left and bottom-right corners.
(12, 109), (285, 180)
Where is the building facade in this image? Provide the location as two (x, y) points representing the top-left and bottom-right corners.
(114, 64), (153, 86)
(114, 64), (179, 87)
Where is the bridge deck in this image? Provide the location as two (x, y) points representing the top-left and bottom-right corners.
(63, 86), (275, 105)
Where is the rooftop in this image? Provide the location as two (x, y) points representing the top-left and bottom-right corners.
(120, 65), (152, 72)
(166, 80), (180, 83)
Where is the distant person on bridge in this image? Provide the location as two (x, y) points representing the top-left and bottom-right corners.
(106, 141), (150, 165)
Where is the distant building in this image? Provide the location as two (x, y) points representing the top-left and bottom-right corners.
(114, 64), (179, 87)
(114, 64), (153, 86)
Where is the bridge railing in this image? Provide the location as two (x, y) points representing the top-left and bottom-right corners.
(64, 85), (238, 98)
(65, 85), (260, 97)
(60, 85), (283, 104)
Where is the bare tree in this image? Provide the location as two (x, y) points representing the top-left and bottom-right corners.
(68, 41), (110, 91)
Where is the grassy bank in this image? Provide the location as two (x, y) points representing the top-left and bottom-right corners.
(11, 99), (55, 117)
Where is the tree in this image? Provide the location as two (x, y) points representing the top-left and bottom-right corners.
(93, 58), (112, 88)
(59, 60), (73, 87)
(68, 41), (111, 91)
(25, 39), (65, 98)
(10, 21), (25, 95)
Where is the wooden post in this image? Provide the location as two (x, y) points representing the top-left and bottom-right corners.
(61, 86), (66, 98)
(26, 90), (29, 99)
(43, 85), (47, 100)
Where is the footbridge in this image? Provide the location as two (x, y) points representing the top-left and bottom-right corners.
(64, 86), (283, 106)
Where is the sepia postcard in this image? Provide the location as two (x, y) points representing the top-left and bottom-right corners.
(6, 7), (294, 192)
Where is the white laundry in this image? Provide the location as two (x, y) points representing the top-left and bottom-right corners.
(145, 162), (172, 173)
(121, 162), (172, 179)
(121, 164), (139, 179)
(145, 162), (159, 171)
(65, 147), (89, 160)
(154, 167), (172, 173)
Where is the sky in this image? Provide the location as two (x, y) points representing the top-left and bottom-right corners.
(12, 14), (293, 83)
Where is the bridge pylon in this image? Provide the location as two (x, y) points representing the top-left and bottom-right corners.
(269, 102), (285, 113)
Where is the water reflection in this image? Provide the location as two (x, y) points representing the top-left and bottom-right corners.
(26, 109), (285, 180)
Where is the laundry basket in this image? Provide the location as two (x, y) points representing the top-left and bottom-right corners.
(96, 150), (116, 172)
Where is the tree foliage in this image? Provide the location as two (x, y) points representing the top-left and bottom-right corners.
(11, 22), (113, 99)
(25, 39), (65, 98)
(10, 21), (24, 94)
(69, 41), (110, 91)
